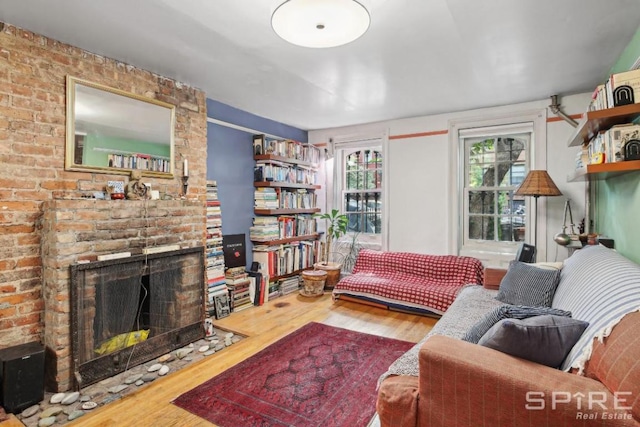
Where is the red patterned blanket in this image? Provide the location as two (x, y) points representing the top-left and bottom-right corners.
(333, 250), (484, 315)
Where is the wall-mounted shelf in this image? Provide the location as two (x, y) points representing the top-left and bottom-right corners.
(568, 104), (640, 147)
(254, 208), (321, 215)
(251, 233), (320, 245)
(254, 181), (321, 190)
(270, 267), (314, 282)
(254, 154), (317, 168)
(567, 160), (640, 182)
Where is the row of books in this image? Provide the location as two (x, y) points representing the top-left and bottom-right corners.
(205, 180), (227, 318)
(107, 153), (170, 172)
(252, 240), (324, 278)
(589, 68), (640, 111)
(254, 188), (317, 210)
(255, 161), (318, 185)
(580, 123), (640, 167)
(253, 134), (321, 165)
(250, 215), (317, 241)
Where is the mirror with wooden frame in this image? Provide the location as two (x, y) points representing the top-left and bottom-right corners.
(65, 76), (175, 177)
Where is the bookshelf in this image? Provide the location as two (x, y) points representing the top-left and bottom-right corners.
(205, 180), (229, 319)
(251, 134), (324, 299)
(566, 103), (640, 182)
(567, 103), (640, 147)
(567, 160), (640, 182)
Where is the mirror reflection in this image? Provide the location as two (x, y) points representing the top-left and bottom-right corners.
(66, 76), (175, 177)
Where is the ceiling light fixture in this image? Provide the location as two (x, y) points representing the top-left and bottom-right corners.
(271, 0), (370, 48)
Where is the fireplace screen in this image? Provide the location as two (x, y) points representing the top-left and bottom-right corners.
(70, 247), (205, 387)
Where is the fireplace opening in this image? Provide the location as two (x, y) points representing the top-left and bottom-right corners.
(70, 247), (205, 388)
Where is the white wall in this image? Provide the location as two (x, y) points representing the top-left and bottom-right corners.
(309, 93), (592, 263)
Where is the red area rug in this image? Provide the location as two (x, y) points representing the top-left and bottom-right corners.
(172, 322), (413, 427)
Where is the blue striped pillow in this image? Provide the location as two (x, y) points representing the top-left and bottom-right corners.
(496, 261), (561, 307)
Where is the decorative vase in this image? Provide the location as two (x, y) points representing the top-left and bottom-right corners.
(313, 262), (342, 290)
(300, 270), (327, 297)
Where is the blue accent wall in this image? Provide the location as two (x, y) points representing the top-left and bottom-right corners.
(207, 99), (307, 142)
(206, 99), (308, 268)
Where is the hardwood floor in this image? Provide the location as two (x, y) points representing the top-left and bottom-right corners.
(61, 293), (436, 426)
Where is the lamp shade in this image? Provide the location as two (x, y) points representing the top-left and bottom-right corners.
(271, 0), (370, 48)
(514, 170), (562, 197)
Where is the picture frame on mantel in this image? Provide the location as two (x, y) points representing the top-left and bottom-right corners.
(65, 75), (176, 178)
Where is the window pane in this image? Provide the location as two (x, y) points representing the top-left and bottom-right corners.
(365, 170), (381, 190)
(346, 171), (363, 190)
(496, 137), (526, 160)
(468, 191), (495, 214)
(346, 153), (359, 170)
(497, 190), (526, 242)
(468, 215), (495, 240)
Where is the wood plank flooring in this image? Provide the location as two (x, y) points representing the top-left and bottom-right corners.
(55, 293), (436, 426)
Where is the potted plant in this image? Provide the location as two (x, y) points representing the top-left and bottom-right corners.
(314, 209), (348, 289)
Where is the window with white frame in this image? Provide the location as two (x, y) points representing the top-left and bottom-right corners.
(332, 136), (384, 243)
(460, 124), (533, 252)
(461, 128), (531, 248)
(342, 148), (383, 234)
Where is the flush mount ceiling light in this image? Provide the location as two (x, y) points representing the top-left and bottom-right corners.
(271, 0), (370, 48)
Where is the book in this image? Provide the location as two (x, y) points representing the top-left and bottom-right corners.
(222, 234), (247, 269)
(607, 68), (640, 108)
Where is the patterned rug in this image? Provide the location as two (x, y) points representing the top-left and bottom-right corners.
(172, 322), (413, 427)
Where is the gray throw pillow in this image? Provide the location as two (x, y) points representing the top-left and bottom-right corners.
(478, 315), (589, 368)
(495, 261), (561, 307)
(461, 305), (572, 344)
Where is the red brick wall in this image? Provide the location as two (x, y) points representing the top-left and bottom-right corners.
(0, 23), (207, 354)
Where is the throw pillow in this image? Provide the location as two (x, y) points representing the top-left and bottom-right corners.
(495, 261), (561, 307)
(478, 315), (589, 368)
(462, 305), (572, 344)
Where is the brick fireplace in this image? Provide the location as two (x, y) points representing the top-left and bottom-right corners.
(41, 198), (206, 392)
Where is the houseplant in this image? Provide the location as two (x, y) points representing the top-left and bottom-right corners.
(314, 209), (348, 289)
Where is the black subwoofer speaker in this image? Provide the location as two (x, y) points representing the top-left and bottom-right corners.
(0, 342), (45, 414)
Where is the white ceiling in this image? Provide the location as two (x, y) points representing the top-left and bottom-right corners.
(1, 0), (639, 131)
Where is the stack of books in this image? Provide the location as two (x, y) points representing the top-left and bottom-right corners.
(279, 276), (301, 296)
(205, 180), (227, 318)
(250, 217), (279, 241)
(226, 267), (252, 312)
(254, 187), (279, 209)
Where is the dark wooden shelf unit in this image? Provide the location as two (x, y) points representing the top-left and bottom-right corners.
(270, 267), (314, 282)
(251, 233), (320, 245)
(254, 154), (318, 168)
(568, 103), (640, 147)
(254, 208), (321, 215)
(254, 181), (321, 190)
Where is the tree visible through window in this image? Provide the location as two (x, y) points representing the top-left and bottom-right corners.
(465, 136), (528, 242)
(343, 149), (382, 234)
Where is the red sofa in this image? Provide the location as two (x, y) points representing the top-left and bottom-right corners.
(376, 245), (640, 426)
(332, 249), (484, 315)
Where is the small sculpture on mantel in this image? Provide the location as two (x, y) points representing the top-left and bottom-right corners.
(126, 170), (149, 200)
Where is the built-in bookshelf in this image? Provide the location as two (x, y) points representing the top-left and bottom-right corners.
(205, 180), (228, 318)
(251, 134), (324, 299)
